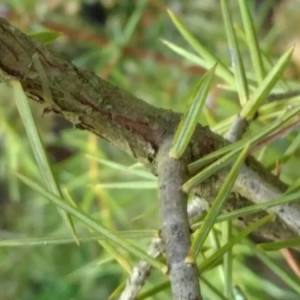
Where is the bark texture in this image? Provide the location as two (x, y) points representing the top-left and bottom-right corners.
(0, 17), (300, 245)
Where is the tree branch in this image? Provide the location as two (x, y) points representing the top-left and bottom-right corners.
(0, 17), (300, 246)
(119, 196), (208, 300)
(226, 115), (249, 142)
(157, 138), (201, 300)
(119, 237), (164, 300)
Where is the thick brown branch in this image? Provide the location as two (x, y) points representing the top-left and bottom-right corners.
(1, 17), (300, 245)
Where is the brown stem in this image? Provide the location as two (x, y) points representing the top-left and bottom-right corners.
(0, 17), (300, 245)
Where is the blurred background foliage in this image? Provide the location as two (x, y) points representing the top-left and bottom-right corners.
(1, 0), (300, 299)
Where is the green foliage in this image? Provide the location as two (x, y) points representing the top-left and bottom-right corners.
(240, 47), (294, 120)
(170, 64), (216, 159)
(29, 31), (62, 44)
(221, 0), (249, 105)
(13, 80), (79, 245)
(191, 143), (251, 257)
(1, 0), (300, 299)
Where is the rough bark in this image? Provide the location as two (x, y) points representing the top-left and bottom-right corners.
(0, 17), (300, 245)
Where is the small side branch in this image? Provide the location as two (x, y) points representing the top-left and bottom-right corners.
(119, 197), (208, 300)
(226, 115), (248, 142)
(119, 237), (164, 300)
(157, 138), (202, 300)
